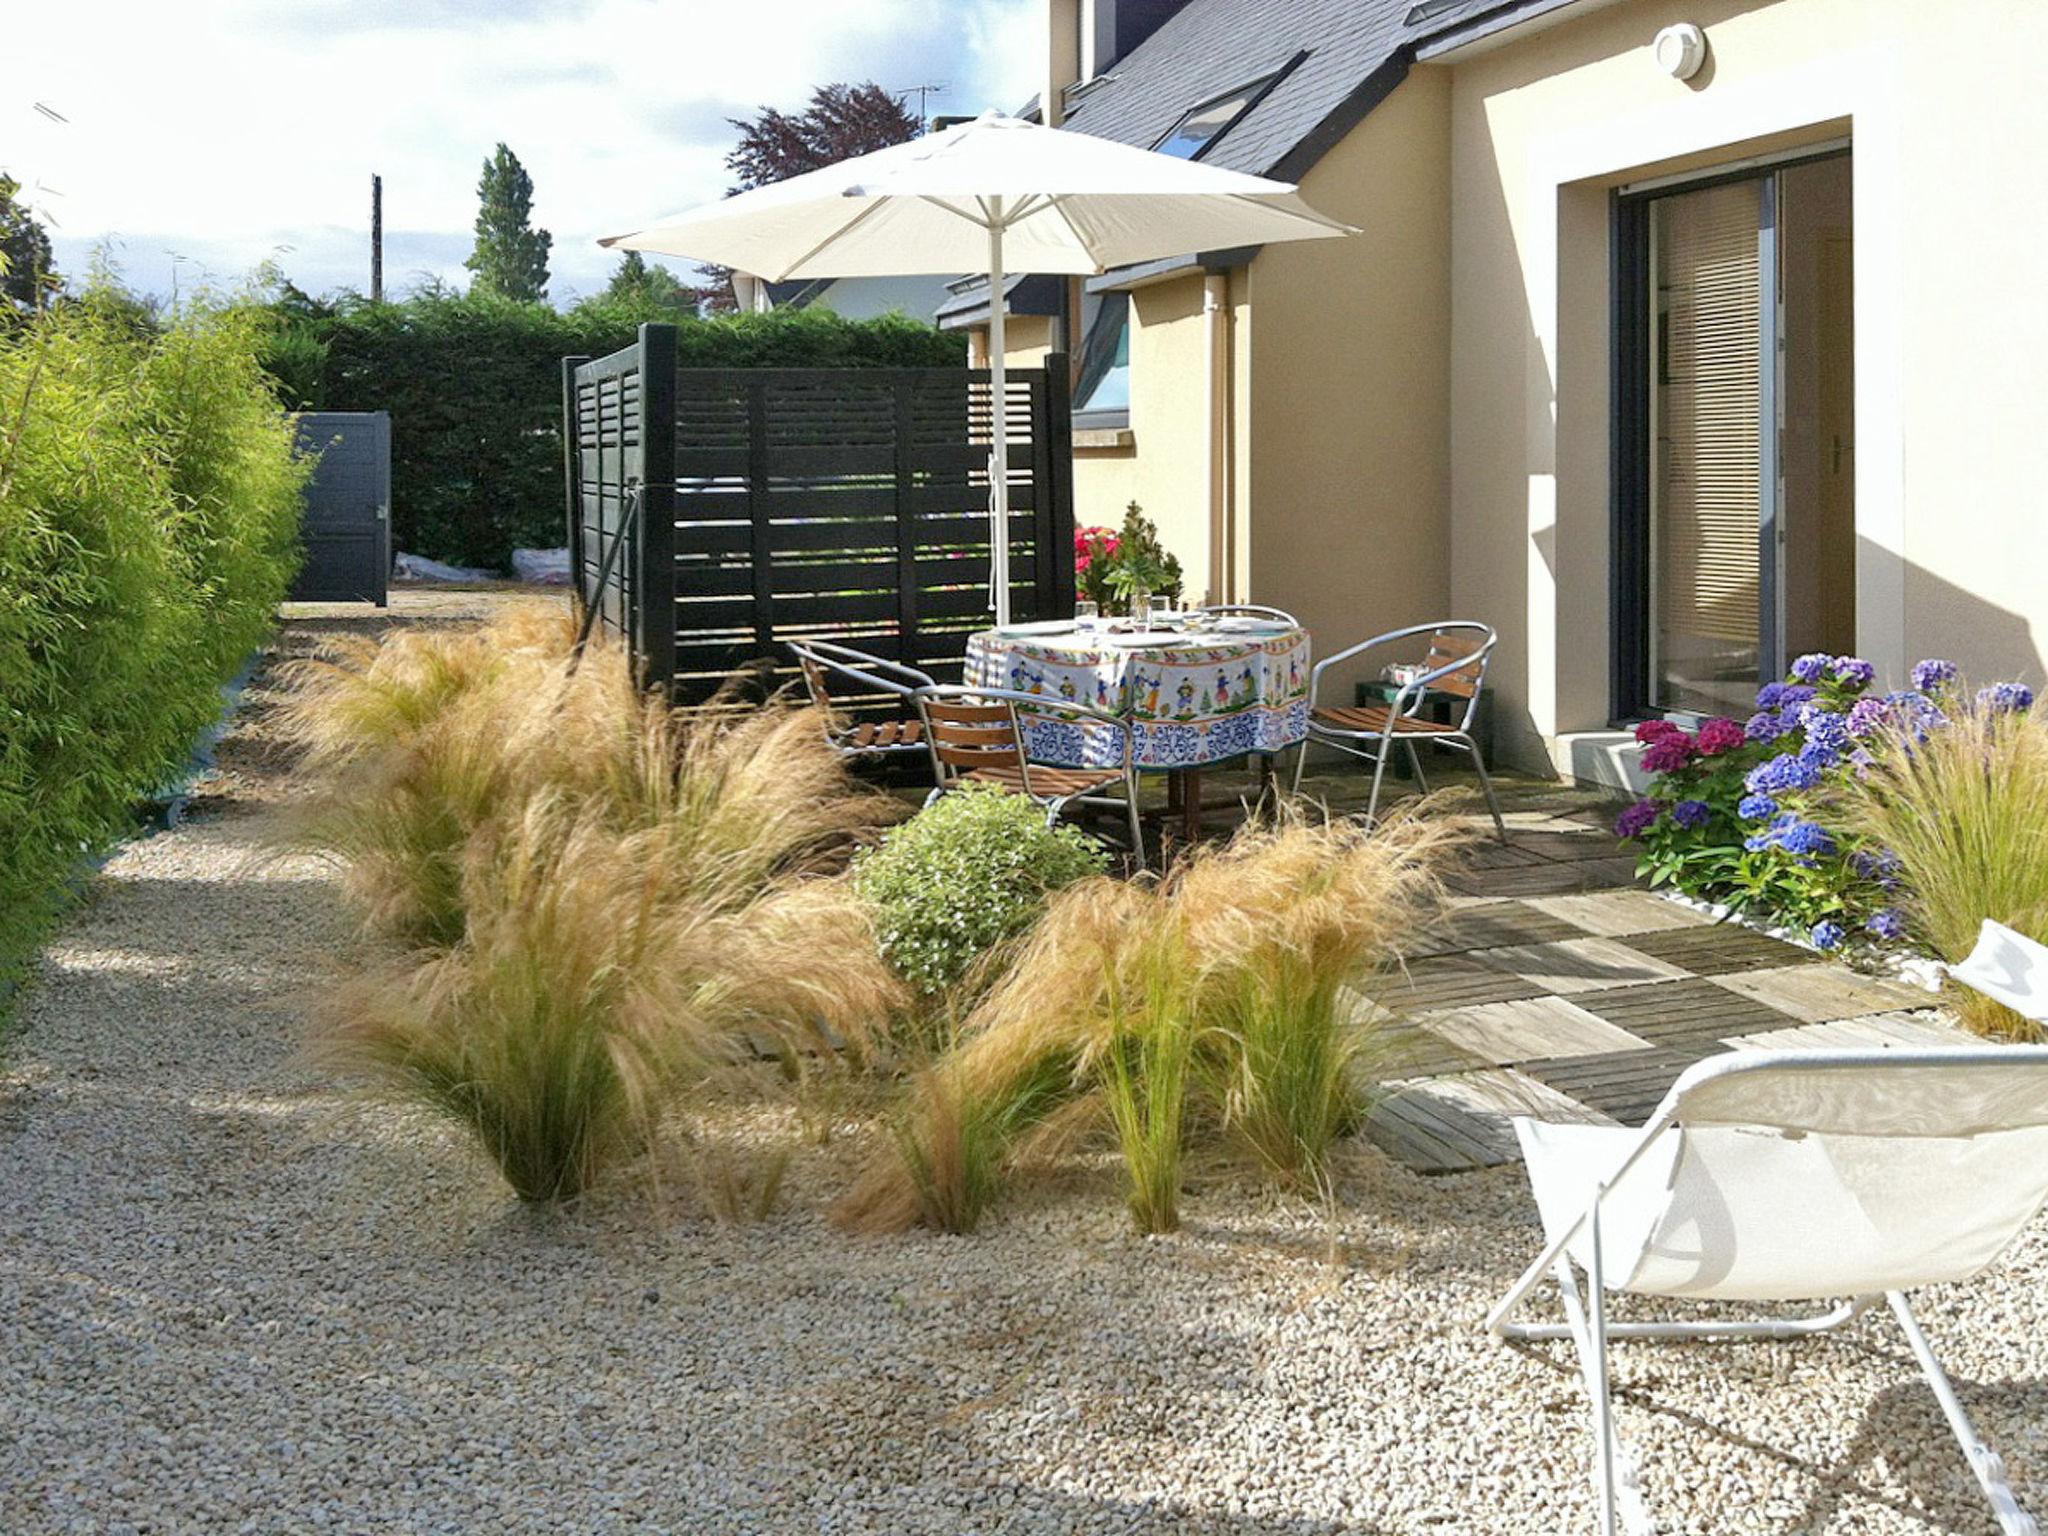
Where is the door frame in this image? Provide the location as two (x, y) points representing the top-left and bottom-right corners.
(1609, 145), (1850, 723)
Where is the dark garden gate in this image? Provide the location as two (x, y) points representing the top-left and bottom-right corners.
(563, 324), (1075, 704)
(289, 411), (391, 604)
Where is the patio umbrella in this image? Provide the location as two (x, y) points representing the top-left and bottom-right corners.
(602, 109), (1355, 625)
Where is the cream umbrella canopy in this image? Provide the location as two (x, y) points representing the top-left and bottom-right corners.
(602, 109), (1355, 624)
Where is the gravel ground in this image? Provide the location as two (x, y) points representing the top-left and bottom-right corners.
(3, 595), (2044, 1535)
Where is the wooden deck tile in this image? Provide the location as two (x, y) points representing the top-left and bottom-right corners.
(1374, 954), (1548, 1013)
(1473, 937), (1693, 995)
(1368, 1070), (1609, 1173)
(1408, 901), (1588, 958)
(1446, 855), (1642, 898)
(1708, 965), (1935, 1025)
(1519, 1046), (1712, 1126)
(1415, 995), (1651, 1067)
(1619, 923), (1819, 976)
(1571, 976), (1802, 1046)
(1725, 1011), (1981, 1052)
(1528, 889), (1713, 939)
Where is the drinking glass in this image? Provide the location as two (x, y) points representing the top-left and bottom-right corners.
(1133, 591), (1156, 629)
(1075, 599), (1099, 633)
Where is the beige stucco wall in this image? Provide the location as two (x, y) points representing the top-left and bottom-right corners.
(1244, 66), (1454, 704)
(1447, 0), (2048, 775)
(1070, 275), (1214, 578)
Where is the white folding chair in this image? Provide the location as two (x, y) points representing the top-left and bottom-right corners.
(1489, 1045), (2048, 1535)
(1949, 917), (2048, 1023)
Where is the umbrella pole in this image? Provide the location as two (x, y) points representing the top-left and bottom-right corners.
(987, 204), (1012, 627)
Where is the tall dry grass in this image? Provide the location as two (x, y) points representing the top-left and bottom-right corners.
(280, 611), (896, 946)
(286, 612), (909, 1203)
(836, 807), (1461, 1234)
(1835, 694), (2048, 1041)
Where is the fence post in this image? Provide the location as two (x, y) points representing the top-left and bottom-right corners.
(562, 354), (590, 624)
(892, 373), (920, 667)
(745, 376), (775, 659)
(1041, 352), (1077, 616)
(633, 324), (678, 695)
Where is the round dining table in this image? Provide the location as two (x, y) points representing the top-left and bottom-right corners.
(964, 616), (1312, 842)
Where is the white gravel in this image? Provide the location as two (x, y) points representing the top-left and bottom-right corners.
(2, 611), (2044, 1535)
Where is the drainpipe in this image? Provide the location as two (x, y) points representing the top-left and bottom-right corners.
(1204, 272), (1234, 604)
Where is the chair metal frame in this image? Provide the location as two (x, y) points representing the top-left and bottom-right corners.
(1290, 619), (1506, 840)
(1487, 1047), (2048, 1536)
(1193, 602), (1302, 628)
(912, 683), (1147, 869)
(786, 639), (935, 761)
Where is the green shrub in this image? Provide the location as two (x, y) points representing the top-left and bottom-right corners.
(852, 785), (1109, 997)
(266, 287), (965, 568)
(0, 287), (306, 992)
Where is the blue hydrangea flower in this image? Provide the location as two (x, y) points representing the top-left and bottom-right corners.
(1911, 659), (1958, 692)
(1776, 820), (1836, 858)
(1737, 793), (1778, 821)
(1746, 710), (1789, 744)
(1829, 657), (1876, 688)
(1755, 681), (1791, 711)
(1810, 920), (1846, 951)
(1885, 690), (1949, 737)
(1867, 909), (1907, 942)
(1799, 705), (1852, 758)
(1789, 654), (1834, 684)
(1672, 799), (1711, 830)
(1796, 742), (1841, 773)
(1746, 753), (1822, 796)
(1978, 682), (2035, 714)
(1851, 848), (1903, 882)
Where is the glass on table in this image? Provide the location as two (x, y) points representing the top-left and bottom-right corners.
(1133, 591), (1156, 629)
(1074, 599), (1099, 633)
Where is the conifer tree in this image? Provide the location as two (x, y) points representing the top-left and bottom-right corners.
(465, 144), (551, 302)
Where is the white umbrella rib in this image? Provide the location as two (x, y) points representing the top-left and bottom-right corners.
(770, 198), (894, 282)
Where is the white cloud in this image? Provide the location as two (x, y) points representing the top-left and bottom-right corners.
(10, 0), (1040, 302)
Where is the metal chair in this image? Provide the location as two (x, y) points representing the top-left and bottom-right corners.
(912, 684), (1146, 869)
(786, 639), (934, 762)
(1193, 602), (1301, 628)
(1290, 620), (1507, 840)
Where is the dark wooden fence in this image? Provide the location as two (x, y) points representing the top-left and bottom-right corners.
(564, 323), (1075, 704)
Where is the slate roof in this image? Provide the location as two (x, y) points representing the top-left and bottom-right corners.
(1058, 0), (1564, 180)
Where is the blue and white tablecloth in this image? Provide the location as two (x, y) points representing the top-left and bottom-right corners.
(964, 623), (1311, 770)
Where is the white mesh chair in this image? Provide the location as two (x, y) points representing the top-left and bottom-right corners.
(1488, 1042), (2048, 1536)
(1193, 602), (1301, 628)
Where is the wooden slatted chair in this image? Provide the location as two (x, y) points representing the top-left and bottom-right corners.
(1290, 620), (1507, 840)
(913, 684), (1146, 869)
(786, 640), (934, 763)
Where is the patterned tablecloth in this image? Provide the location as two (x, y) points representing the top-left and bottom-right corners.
(964, 622), (1311, 770)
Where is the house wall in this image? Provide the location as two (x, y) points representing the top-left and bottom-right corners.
(1069, 275), (1215, 572)
(1446, 0), (2048, 778)
(1244, 66), (1454, 704)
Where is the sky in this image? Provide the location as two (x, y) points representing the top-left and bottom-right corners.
(9, 0), (1041, 305)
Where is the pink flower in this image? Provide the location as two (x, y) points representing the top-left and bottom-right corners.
(1695, 717), (1746, 756)
(1640, 733), (1697, 775)
(1634, 719), (1683, 745)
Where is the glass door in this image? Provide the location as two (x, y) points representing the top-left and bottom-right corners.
(1646, 175), (1776, 715)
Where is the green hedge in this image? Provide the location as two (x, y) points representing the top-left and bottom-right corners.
(0, 292), (307, 991)
(269, 290), (967, 569)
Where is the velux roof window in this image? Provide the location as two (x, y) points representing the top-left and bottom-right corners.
(1151, 72), (1278, 161)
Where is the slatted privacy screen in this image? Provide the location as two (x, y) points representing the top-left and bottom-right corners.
(566, 324), (1074, 706)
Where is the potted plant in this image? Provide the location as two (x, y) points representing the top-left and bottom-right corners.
(1073, 503), (1184, 618)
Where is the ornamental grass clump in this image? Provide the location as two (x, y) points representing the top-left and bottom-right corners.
(283, 613), (896, 946)
(837, 807), (1458, 1236)
(1835, 690), (2048, 1041)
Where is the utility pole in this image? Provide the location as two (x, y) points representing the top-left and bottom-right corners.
(370, 173), (384, 302)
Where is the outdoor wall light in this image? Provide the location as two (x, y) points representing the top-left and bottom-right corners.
(1653, 22), (1709, 81)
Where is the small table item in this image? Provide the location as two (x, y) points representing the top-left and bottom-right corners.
(965, 620), (1312, 841)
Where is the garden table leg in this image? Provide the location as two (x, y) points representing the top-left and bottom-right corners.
(1180, 767), (1204, 844)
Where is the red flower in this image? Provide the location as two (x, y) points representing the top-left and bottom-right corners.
(1634, 719), (1683, 745)
(1695, 717), (1746, 756)
(1640, 733), (1697, 775)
